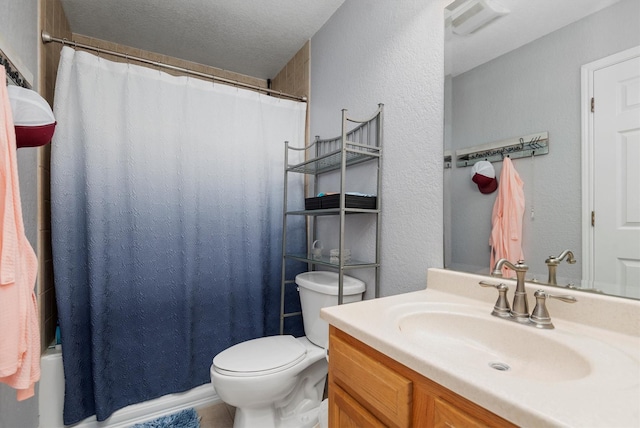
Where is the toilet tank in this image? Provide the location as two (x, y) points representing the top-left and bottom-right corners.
(295, 271), (365, 349)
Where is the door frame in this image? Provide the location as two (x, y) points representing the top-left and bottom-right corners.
(581, 45), (640, 285)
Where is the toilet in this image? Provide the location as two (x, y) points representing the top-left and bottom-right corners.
(210, 271), (365, 428)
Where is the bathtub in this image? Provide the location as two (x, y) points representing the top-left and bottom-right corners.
(39, 347), (221, 428)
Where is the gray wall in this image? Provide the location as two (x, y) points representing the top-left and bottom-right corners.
(310, 0), (444, 297)
(0, 0), (40, 427)
(447, 0), (640, 281)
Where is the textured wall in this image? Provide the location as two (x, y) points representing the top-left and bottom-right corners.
(310, 0), (444, 297)
(447, 0), (640, 281)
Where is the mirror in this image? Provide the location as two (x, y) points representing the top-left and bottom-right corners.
(443, 0), (639, 299)
(1, 48), (32, 88)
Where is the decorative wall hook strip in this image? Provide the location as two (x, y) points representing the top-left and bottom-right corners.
(455, 131), (549, 168)
(1, 48), (32, 89)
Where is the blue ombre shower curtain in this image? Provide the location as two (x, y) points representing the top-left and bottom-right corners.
(51, 46), (306, 424)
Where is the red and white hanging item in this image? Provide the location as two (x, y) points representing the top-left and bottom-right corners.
(7, 86), (56, 148)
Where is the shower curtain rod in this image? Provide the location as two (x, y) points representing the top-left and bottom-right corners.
(41, 31), (306, 102)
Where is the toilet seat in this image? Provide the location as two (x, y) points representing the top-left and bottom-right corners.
(213, 335), (307, 377)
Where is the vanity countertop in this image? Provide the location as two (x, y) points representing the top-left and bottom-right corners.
(320, 268), (640, 427)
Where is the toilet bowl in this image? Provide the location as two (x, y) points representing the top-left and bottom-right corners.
(210, 271), (365, 428)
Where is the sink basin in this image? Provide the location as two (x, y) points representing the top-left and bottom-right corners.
(390, 303), (592, 382)
(321, 269), (640, 428)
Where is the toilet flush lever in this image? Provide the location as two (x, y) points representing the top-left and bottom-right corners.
(479, 281), (511, 318)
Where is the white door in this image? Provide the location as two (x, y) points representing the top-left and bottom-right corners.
(591, 52), (640, 298)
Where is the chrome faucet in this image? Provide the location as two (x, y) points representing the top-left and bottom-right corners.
(491, 258), (529, 322)
(545, 250), (577, 285)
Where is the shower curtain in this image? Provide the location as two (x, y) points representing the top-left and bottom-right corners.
(51, 46), (306, 424)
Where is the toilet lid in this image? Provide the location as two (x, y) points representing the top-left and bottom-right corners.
(213, 335), (306, 377)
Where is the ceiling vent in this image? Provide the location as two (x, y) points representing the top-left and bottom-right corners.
(445, 0), (509, 36)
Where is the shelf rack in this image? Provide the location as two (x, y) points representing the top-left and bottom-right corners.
(279, 104), (383, 334)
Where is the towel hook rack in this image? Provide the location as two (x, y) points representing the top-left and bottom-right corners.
(455, 131), (549, 168)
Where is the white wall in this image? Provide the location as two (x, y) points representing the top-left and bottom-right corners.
(447, 0), (640, 282)
(310, 0), (445, 297)
(0, 0), (40, 427)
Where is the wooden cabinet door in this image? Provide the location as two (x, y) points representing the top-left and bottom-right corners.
(330, 331), (412, 427)
(330, 383), (386, 428)
(433, 397), (490, 428)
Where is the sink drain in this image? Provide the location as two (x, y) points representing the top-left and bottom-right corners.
(489, 362), (511, 372)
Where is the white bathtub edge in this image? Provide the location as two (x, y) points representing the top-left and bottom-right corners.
(39, 349), (221, 428)
(79, 383), (221, 428)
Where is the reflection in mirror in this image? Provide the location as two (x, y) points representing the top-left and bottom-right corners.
(444, 0), (640, 299)
(1, 47), (32, 88)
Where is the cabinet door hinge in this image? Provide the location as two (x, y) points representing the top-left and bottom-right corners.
(591, 97), (595, 113)
(591, 211), (595, 227)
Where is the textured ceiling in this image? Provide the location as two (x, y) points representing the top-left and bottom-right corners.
(58, 0), (345, 79)
(58, 0), (623, 80)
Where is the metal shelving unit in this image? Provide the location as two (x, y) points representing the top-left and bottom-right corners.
(279, 104), (383, 334)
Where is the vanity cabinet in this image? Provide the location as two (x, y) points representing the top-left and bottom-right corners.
(328, 326), (517, 428)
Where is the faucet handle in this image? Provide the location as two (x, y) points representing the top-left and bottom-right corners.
(479, 281), (511, 318)
(530, 290), (577, 329)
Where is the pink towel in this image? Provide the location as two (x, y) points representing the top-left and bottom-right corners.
(0, 70), (40, 401)
(489, 157), (525, 277)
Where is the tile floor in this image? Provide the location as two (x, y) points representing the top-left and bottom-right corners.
(197, 402), (236, 428)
